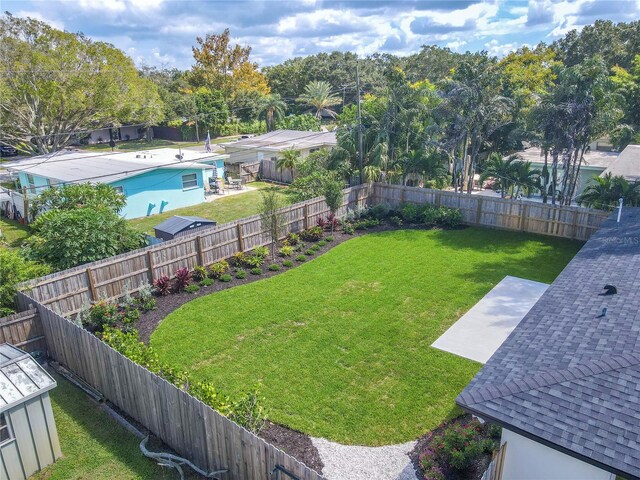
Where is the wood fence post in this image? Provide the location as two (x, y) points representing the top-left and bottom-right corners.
(435, 190), (442, 207)
(401, 185), (406, 204)
(86, 268), (97, 301)
(147, 251), (155, 282)
(571, 210), (579, 240)
(196, 236), (205, 266)
(22, 187), (29, 222)
(475, 197), (483, 225)
(304, 203), (309, 229)
(237, 223), (244, 252)
(520, 203), (529, 232)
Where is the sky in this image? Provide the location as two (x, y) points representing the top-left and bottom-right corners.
(5, 0), (640, 69)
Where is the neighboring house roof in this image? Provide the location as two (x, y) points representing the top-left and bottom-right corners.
(602, 144), (640, 182)
(222, 129), (337, 153)
(456, 208), (640, 479)
(0, 343), (56, 413)
(4, 148), (226, 186)
(154, 215), (216, 235)
(515, 147), (620, 169)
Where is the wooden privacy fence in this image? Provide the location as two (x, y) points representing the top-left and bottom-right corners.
(259, 159), (295, 184)
(372, 184), (609, 242)
(0, 308), (45, 353)
(17, 184), (372, 317)
(21, 294), (324, 480)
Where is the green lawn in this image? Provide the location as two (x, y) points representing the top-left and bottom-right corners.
(81, 136), (237, 152)
(32, 373), (175, 480)
(150, 228), (581, 446)
(127, 182), (288, 234)
(0, 217), (30, 248)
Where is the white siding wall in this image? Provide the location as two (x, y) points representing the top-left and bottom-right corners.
(500, 430), (613, 480)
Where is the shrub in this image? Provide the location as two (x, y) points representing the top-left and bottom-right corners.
(299, 226), (323, 241)
(231, 252), (247, 267)
(304, 249), (315, 256)
(243, 254), (265, 268)
(369, 202), (390, 220)
(422, 205), (440, 226)
(325, 236), (334, 242)
(228, 387), (267, 434)
(219, 274), (233, 282)
(279, 245), (294, 257)
(353, 218), (380, 230)
(400, 203), (419, 223)
(438, 207), (463, 228)
(317, 240), (327, 247)
(153, 275), (172, 296)
(295, 255), (306, 262)
(325, 212), (339, 231)
(283, 232), (300, 246)
(193, 265), (208, 282)
(209, 260), (230, 279)
(250, 267), (262, 275)
(282, 260), (294, 267)
(268, 264), (281, 271)
(310, 244), (321, 252)
(252, 246), (269, 259)
(294, 242), (305, 251)
(174, 267), (192, 291)
(137, 282), (156, 311)
(316, 216), (327, 229)
(121, 305), (140, 324)
(342, 222), (355, 235)
(200, 278), (214, 287)
(235, 270), (247, 279)
(87, 300), (119, 331)
(389, 215), (403, 227)
(185, 284), (200, 293)
(0, 249), (51, 316)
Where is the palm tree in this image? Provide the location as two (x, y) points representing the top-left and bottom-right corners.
(297, 81), (341, 119)
(259, 94), (287, 132)
(401, 148), (449, 189)
(513, 161), (540, 198)
(330, 127), (388, 182)
(276, 148), (301, 181)
(480, 153), (519, 198)
(577, 173), (640, 210)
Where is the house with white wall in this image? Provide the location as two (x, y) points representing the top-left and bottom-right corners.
(4, 149), (227, 219)
(457, 207), (640, 480)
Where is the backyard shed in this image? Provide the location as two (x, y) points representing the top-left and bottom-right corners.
(0, 343), (61, 480)
(154, 215), (217, 240)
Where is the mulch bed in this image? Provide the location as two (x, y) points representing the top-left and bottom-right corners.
(259, 421), (324, 473)
(408, 414), (495, 480)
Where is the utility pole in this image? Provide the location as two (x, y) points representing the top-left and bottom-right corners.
(356, 62), (364, 185)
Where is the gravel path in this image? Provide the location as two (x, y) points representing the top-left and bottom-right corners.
(311, 437), (418, 480)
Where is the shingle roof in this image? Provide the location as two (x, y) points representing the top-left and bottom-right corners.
(154, 215), (216, 235)
(5, 148), (222, 185)
(602, 144), (640, 182)
(222, 129), (336, 152)
(515, 146), (620, 169)
(456, 207), (640, 479)
(0, 344), (56, 413)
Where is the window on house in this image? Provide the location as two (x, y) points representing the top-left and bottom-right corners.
(113, 186), (124, 194)
(182, 173), (198, 189)
(310, 148), (320, 153)
(26, 174), (37, 194)
(0, 413), (13, 444)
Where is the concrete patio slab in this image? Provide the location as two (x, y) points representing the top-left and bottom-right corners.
(431, 276), (549, 364)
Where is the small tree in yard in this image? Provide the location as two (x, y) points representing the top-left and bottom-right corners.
(259, 189), (285, 260)
(323, 178), (343, 233)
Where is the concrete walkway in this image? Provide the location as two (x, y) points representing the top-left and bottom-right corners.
(312, 438), (418, 480)
(431, 276), (549, 364)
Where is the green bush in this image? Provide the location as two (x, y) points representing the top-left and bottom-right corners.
(185, 284), (200, 293)
(231, 252), (247, 267)
(86, 300), (119, 331)
(282, 260), (294, 267)
(438, 207), (463, 228)
(325, 236), (334, 242)
(317, 240), (327, 247)
(244, 254), (265, 268)
(299, 226), (323, 241)
(0, 249), (50, 316)
(283, 232), (300, 246)
(369, 202), (391, 220)
(353, 218), (380, 230)
(250, 267), (263, 275)
(199, 278), (214, 287)
(400, 203), (420, 223)
(422, 205), (440, 226)
(295, 255), (306, 262)
(304, 249), (315, 256)
(310, 244), (321, 252)
(121, 305), (140, 324)
(219, 274), (233, 282)
(279, 246), (294, 257)
(193, 265), (208, 282)
(342, 222), (355, 235)
(235, 270), (247, 279)
(268, 264), (281, 271)
(136, 282), (156, 312)
(209, 260), (230, 279)
(252, 246), (269, 259)
(389, 215), (403, 227)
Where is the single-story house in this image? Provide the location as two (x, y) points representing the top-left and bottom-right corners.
(601, 144), (640, 182)
(83, 125), (147, 145)
(0, 343), (61, 480)
(154, 215), (216, 241)
(457, 207), (640, 480)
(4, 149), (227, 219)
(222, 129), (337, 166)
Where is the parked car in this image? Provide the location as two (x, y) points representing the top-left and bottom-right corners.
(0, 143), (17, 157)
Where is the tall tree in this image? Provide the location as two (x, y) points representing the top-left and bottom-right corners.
(259, 94), (287, 132)
(0, 14), (164, 154)
(297, 81), (341, 119)
(276, 149), (302, 180)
